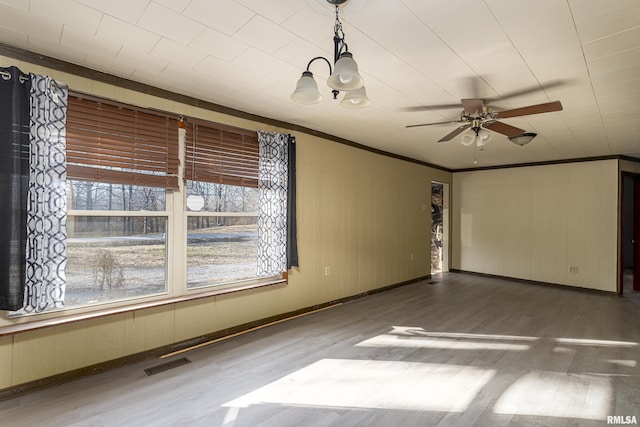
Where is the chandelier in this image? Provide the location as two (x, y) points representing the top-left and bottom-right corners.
(290, 0), (370, 108)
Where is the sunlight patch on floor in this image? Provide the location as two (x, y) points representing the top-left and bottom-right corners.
(222, 407), (240, 426)
(493, 371), (612, 420)
(606, 359), (637, 368)
(386, 327), (539, 342)
(354, 326), (535, 351)
(352, 327), (639, 353)
(555, 338), (639, 348)
(224, 359), (495, 412)
(552, 346), (575, 353)
(357, 334), (531, 351)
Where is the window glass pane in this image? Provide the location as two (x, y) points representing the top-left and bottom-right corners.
(186, 181), (258, 213)
(66, 216), (167, 307)
(187, 217), (258, 288)
(186, 181), (259, 288)
(67, 180), (166, 211)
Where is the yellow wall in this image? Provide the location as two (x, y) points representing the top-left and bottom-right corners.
(452, 160), (619, 292)
(0, 56), (450, 388)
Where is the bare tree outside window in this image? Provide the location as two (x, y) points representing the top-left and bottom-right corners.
(64, 181), (167, 307)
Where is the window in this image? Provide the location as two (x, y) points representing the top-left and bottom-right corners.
(60, 94), (179, 308)
(7, 92), (289, 318)
(184, 119), (268, 289)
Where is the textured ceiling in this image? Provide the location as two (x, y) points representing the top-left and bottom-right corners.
(1, 0), (639, 169)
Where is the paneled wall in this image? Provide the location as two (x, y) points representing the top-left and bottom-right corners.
(452, 160), (618, 292)
(0, 56), (450, 388)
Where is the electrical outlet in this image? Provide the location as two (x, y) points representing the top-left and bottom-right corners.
(410, 253), (414, 261)
(324, 266), (331, 276)
(569, 266), (578, 273)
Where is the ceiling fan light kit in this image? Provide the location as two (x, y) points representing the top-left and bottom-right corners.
(509, 132), (537, 146)
(461, 123), (492, 148)
(460, 132), (475, 147)
(291, 0), (370, 108)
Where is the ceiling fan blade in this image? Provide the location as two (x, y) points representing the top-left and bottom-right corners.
(484, 121), (525, 137)
(438, 124), (471, 142)
(405, 120), (458, 129)
(496, 101), (563, 119)
(461, 99), (484, 115)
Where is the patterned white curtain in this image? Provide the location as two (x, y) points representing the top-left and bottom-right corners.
(22, 74), (68, 313)
(257, 131), (289, 277)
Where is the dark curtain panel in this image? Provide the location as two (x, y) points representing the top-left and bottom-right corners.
(286, 135), (299, 268)
(0, 66), (31, 311)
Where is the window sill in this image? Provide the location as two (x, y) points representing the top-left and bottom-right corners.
(0, 277), (286, 337)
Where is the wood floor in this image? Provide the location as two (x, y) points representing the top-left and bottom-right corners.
(623, 269), (640, 305)
(1, 272), (639, 426)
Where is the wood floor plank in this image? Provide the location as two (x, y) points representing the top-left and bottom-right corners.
(0, 272), (638, 426)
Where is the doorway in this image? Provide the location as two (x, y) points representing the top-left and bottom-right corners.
(620, 174), (640, 301)
(431, 181), (449, 274)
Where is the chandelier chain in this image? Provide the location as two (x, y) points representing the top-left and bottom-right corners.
(333, 4), (347, 54)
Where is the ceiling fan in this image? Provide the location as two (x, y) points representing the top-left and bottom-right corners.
(405, 98), (563, 145)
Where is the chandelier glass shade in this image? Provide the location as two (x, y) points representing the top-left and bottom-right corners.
(327, 52), (363, 91)
(340, 86), (370, 108)
(290, 71), (323, 104)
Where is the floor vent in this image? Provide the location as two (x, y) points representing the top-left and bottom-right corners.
(144, 357), (191, 376)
